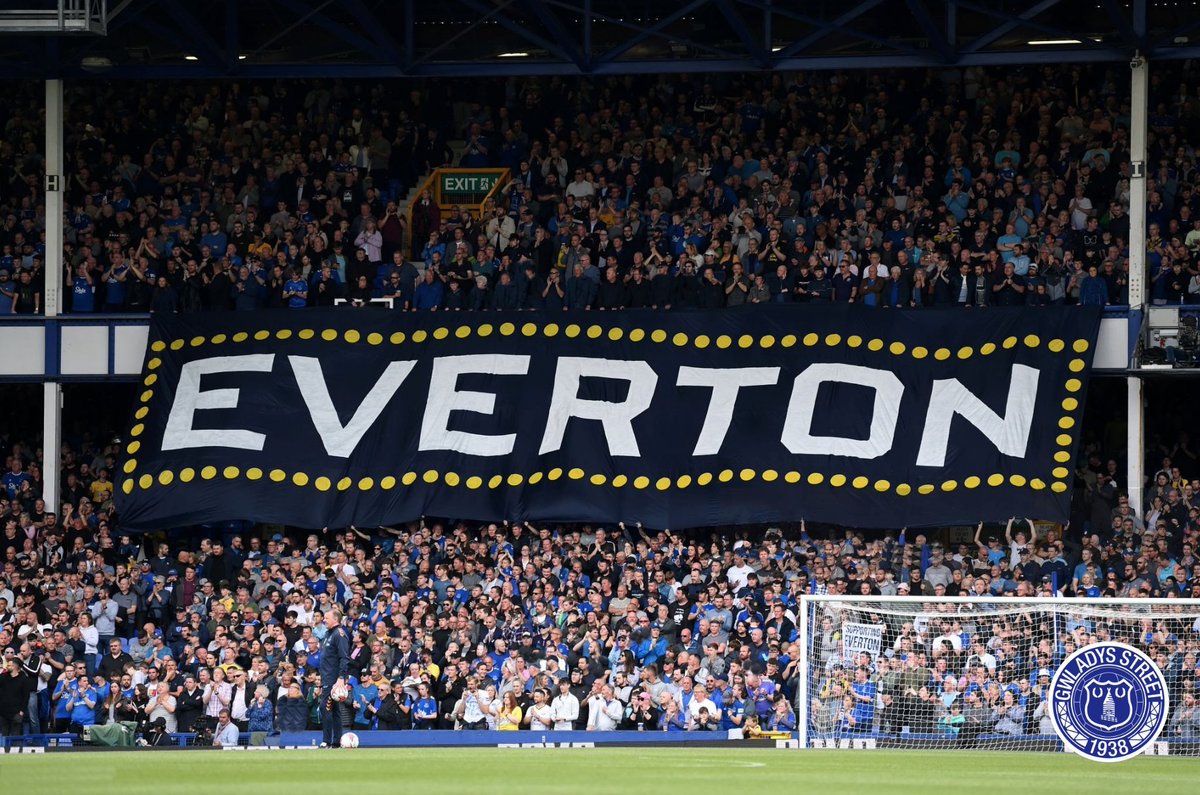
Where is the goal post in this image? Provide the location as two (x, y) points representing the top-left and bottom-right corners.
(796, 596), (1200, 755)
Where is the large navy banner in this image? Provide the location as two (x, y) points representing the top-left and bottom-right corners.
(115, 306), (1101, 531)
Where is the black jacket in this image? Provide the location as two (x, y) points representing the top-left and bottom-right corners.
(0, 670), (31, 719)
(98, 651), (134, 680)
(375, 693), (410, 730)
(176, 686), (204, 732)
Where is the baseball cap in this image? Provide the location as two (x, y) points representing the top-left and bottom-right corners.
(1037, 668), (1051, 678)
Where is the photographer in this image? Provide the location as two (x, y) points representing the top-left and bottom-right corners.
(142, 716), (170, 747)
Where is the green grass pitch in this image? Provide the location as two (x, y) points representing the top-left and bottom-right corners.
(1, 747), (1193, 795)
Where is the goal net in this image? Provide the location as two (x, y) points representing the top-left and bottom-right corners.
(797, 596), (1200, 755)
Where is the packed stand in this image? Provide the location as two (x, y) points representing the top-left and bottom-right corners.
(1, 427), (1200, 742)
(2, 62), (1193, 315)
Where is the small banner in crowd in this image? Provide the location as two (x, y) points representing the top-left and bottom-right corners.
(115, 305), (1101, 531)
(842, 622), (885, 665)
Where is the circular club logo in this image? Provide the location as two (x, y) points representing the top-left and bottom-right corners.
(1049, 642), (1169, 762)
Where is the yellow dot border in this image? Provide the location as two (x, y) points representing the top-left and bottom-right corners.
(1049, 353), (1087, 495)
(124, 465), (1065, 497)
(147, 329), (1094, 358)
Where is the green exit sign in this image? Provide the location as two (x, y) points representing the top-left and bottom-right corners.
(439, 172), (501, 195)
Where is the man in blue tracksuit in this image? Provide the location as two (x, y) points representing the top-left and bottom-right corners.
(319, 606), (350, 747)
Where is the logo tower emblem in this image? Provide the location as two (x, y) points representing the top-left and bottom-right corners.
(1049, 642), (1169, 762)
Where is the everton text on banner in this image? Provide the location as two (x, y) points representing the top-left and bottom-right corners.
(842, 622), (885, 664)
(115, 305), (1101, 531)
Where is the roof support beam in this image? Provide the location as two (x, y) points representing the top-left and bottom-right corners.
(271, 0), (382, 60)
(1099, 0), (1138, 50)
(342, 0), (407, 66)
(556, 1), (739, 61)
(959, 0), (1069, 53)
(410, 0), (518, 65)
(457, 0), (576, 64)
(752, 0), (905, 59)
(519, 0), (585, 69)
(714, 0), (768, 68)
(161, 0), (226, 66)
(906, 0), (954, 62)
(593, 0), (713, 64)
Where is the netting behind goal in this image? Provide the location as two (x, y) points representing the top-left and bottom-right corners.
(797, 597), (1200, 755)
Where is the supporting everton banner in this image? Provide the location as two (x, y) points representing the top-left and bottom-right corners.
(116, 306), (1100, 531)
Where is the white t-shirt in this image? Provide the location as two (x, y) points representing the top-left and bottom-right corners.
(462, 690), (492, 724)
(1070, 197), (1093, 230)
(1009, 540), (1027, 570)
(566, 180), (595, 200)
(727, 565), (755, 591)
(687, 696), (721, 723)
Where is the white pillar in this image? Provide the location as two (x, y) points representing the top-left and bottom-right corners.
(45, 79), (63, 317)
(1128, 57), (1148, 307)
(1127, 58), (1148, 509)
(43, 383), (61, 511)
(1127, 376), (1143, 512)
(43, 79), (64, 511)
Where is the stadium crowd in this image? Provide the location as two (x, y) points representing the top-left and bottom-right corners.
(0, 61), (1191, 315)
(1, 64), (1200, 744)
(0, 453), (1198, 743)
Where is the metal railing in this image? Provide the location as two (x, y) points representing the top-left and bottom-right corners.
(0, 0), (107, 34)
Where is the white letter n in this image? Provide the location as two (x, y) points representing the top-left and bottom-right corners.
(916, 364), (1040, 468)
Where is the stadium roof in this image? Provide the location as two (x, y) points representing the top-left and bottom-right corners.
(2, 0), (1199, 79)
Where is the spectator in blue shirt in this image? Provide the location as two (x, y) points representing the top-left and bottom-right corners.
(0, 271), (13, 313)
(283, 270), (308, 309)
(67, 678), (97, 730)
(413, 269), (444, 311)
(850, 667), (877, 730)
(52, 666), (82, 732)
(411, 683), (438, 729)
(70, 264), (96, 313)
(634, 625), (667, 667)
(242, 686), (273, 734)
(768, 698), (797, 731)
(351, 675), (380, 729)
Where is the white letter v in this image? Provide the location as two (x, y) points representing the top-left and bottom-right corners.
(289, 356), (416, 458)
